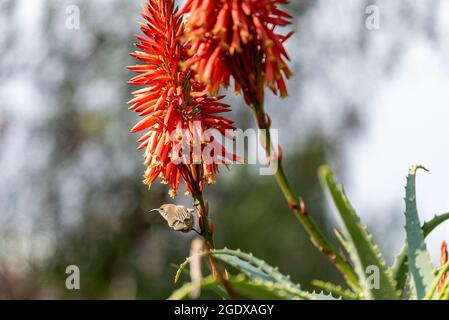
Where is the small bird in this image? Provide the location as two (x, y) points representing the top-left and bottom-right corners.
(150, 204), (200, 234)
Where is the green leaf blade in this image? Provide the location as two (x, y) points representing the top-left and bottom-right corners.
(312, 280), (360, 300)
(211, 248), (301, 291)
(404, 165), (434, 299)
(168, 275), (342, 300)
(390, 211), (449, 293)
(319, 165), (399, 300)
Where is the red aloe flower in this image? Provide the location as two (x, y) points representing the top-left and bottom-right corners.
(179, 0), (293, 105)
(439, 241), (448, 292)
(128, 0), (237, 197)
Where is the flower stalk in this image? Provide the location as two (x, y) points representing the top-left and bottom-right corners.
(191, 182), (238, 298)
(191, 185), (214, 248)
(252, 100), (359, 288)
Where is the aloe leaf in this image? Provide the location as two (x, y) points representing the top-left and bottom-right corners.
(404, 165), (434, 299)
(234, 277), (341, 300)
(211, 250), (276, 283)
(169, 274), (343, 300)
(173, 248), (344, 300)
(174, 256), (193, 283)
(312, 280), (360, 300)
(391, 212), (449, 292)
(306, 291), (342, 300)
(319, 165), (399, 300)
(438, 276), (449, 300)
(174, 248), (300, 291)
(422, 212), (449, 236)
(168, 276), (220, 300)
(424, 261), (449, 300)
(211, 248), (299, 289)
(390, 249), (409, 295)
(228, 275), (308, 300)
(169, 275), (309, 300)
(333, 229), (365, 297)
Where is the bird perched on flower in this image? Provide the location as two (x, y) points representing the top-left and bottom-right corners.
(128, 0), (237, 198)
(179, 0), (293, 105)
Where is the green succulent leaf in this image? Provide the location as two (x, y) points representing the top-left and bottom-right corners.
(211, 248), (299, 289)
(169, 275), (305, 300)
(319, 165), (399, 300)
(172, 248), (342, 300)
(390, 248), (409, 295)
(333, 229), (365, 297)
(312, 280), (360, 300)
(391, 211), (449, 293)
(422, 212), (449, 237)
(404, 165), (435, 299)
(438, 277), (449, 300)
(424, 261), (449, 300)
(168, 276), (222, 300)
(174, 256), (192, 283)
(168, 274), (341, 300)
(306, 291), (342, 300)
(211, 249), (277, 283)
(174, 248), (301, 292)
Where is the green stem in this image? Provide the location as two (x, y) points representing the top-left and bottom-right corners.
(192, 188), (214, 248)
(252, 102), (359, 289)
(191, 186), (238, 298)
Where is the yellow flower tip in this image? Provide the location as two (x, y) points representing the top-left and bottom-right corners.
(219, 42), (229, 50)
(168, 189), (177, 198)
(143, 182), (152, 191)
(241, 32), (252, 43)
(264, 40), (274, 49)
(213, 27), (226, 36)
(229, 45), (242, 55)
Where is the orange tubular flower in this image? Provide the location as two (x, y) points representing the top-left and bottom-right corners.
(439, 241), (448, 292)
(179, 0), (293, 105)
(128, 0), (236, 198)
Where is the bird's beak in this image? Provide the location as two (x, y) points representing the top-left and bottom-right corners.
(149, 208), (160, 214)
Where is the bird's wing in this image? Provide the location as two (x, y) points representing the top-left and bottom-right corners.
(175, 206), (190, 221)
(172, 206), (194, 231)
(172, 222), (188, 231)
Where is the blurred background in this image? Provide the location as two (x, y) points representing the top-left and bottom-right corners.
(1, 0), (449, 299)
